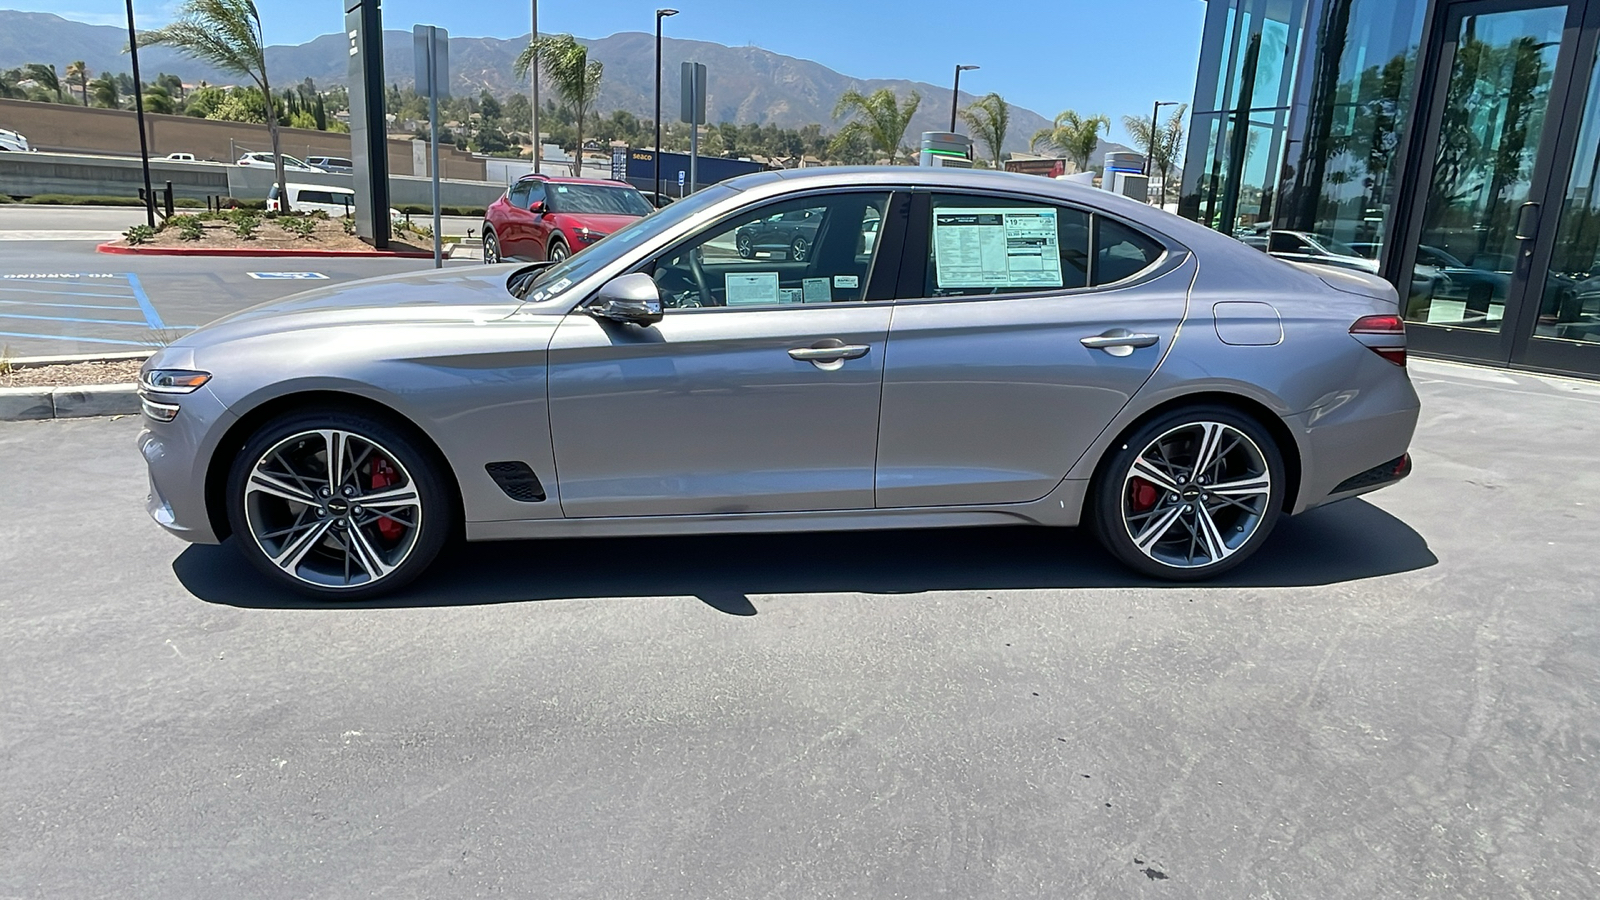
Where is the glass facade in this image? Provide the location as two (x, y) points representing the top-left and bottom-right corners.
(1182, 0), (1600, 376)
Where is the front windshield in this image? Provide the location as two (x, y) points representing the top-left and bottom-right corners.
(510, 184), (739, 302)
(1313, 235), (1362, 257)
(547, 183), (654, 217)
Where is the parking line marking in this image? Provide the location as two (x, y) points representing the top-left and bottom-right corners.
(0, 330), (156, 347)
(0, 299), (147, 311)
(0, 286), (139, 300)
(248, 272), (329, 280)
(0, 312), (152, 326)
(124, 273), (166, 329)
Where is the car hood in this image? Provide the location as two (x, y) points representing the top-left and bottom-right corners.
(172, 266), (530, 349)
(553, 213), (641, 234)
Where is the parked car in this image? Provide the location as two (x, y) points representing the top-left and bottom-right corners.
(0, 128), (31, 152)
(481, 174), (654, 263)
(736, 207), (822, 260)
(138, 167), (1419, 599)
(1242, 230), (1445, 306)
(637, 190), (675, 209)
(164, 152), (197, 161)
(237, 152), (319, 173)
(307, 156), (354, 174)
(267, 183), (399, 220)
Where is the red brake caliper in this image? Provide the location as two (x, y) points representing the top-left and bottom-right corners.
(369, 457), (405, 542)
(1129, 476), (1159, 512)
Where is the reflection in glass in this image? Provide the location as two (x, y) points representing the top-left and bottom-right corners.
(1410, 6), (1564, 331)
(1539, 34), (1600, 345)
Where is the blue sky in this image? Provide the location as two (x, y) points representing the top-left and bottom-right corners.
(20, 0), (1208, 143)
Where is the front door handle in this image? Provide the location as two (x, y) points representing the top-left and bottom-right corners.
(788, 344), (870, 362)
(1081, 329), (1160, 357)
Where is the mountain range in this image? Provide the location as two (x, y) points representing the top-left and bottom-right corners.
(0, 10), (1130, 158)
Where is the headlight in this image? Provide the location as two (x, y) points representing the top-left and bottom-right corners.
(575, 227), (607, 245)
(140, 369), (211, 394)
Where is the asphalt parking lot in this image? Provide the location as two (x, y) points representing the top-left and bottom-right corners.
(2, 359), (1598, 898)
(0, 208), (479, 358)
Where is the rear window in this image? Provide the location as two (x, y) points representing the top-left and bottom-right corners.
(1093, 219), (1164, 285)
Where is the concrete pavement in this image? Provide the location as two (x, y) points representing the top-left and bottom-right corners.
(1, 359), (1597, 897)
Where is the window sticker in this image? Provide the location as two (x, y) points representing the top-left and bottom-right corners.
(833, 274), (859, 290)
(933, 207), (1063, 289)
(556, 185), (569, 192)
(725, 272), (781, 306)
(778, 288), (804, 304)
(802, 277), (832, 303)
(544, 276), (574, 296)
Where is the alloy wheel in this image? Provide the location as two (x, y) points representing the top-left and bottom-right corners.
(548, 241), (569, 262)
(1120, 421), (1272, 569)
(791, 236), (809, 262)
(736, 233), (753, 258)
(242, 429), (423, 590)
(483, 233), (500, 264)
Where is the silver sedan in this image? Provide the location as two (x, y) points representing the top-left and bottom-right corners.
(138, 168), (1420, 598)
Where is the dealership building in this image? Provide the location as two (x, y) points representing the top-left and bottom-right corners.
(1181, 0), (1600, 377)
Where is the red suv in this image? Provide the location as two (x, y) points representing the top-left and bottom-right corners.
(481, 175), (653, 264)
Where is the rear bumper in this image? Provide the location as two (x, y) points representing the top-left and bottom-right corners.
(1287, 392), (1420, 515)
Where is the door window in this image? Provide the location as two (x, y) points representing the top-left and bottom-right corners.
(507, 182), (531, 209)
(525, 180), (548, 210)
(922, 194), (1090, 297)
(650, 192), (891, 309)
(1095, 218), (1166, 285)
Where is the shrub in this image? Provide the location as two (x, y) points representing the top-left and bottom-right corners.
(277, 215), (318, 240)
(231, 214), (260, 241)
(341, 216), (357, 235)
(18, 194), (204, 208)
(124, 224), (156, 245)
(168, 214), (206, 242)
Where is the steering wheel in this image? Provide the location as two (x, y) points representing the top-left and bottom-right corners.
(687, 246), (717, 307)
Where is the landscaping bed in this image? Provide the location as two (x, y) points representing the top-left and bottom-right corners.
(0, 359), (145, 389)
(104, 210), (432, 254)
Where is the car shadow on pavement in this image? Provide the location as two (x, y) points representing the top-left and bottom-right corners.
(173, 498), (1436, 614)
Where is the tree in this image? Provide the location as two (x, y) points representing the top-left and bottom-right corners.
(479, 90), (501, 122)
(136, 1), (292, 210)
(66, 61), (90, 106)
(960, 92), (1010, 170)
(89, 74), (121, 109)
(0, 71), (21, 100)
(24, 64), (64, 103)
(313, 93), (327, 130)
(1122, 104), (1188, 204)
(142, 84), (176, 115)
(1031, 110), (1110, 174)
(831, 88), (921, 164)
(514, 34), (602, 176)
(183, 84), (226, 117)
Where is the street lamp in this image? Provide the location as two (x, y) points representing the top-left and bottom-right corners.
(1145, 100), (1181, 176)
(530, 0), (539, 174)
(950, 64), (979, 133)
(125, 0), (155, 228)
(655, 8), (678, 202)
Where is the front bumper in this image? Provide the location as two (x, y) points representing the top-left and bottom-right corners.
(137, 385), (236, 545)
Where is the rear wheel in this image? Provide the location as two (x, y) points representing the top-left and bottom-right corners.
(790, 235), (809, 262)
(546, 237), (569, 263)
(1091, 406), (1285, 581)
(225, 408), (452, 600)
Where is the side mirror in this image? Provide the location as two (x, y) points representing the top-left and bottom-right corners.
(528, 200), (546, 214)
(586, 273), (663, 326)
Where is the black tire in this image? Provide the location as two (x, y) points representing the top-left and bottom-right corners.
(546, 238), (569, 262)
(1090, 405), (1286, 581)
(790, 236), (809, 262)
(482, 228), (501, 264)
(736, 232), (753, 258)
(225, 406), (453, 600)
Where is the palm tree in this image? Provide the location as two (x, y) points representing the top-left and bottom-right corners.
(143, 84), (176, 115)
(89, 74), (121, 109)
(1031, 110), (1111, 174)
(1121, 104), (1188, 205)
(514, 35), (602, 177)
(24, 63), (64, 103)
(136, 0), (291, 210)
(831, 88), (921, 165)
(66, 61), (89, 106)
(960, 92), (1010, 170)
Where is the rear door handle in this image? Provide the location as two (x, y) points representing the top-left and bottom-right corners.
(1081, 329), (1160, 357)
(788, 344), (870, 362)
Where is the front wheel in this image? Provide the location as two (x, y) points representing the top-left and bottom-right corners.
(546, 238), (569, 263)
(790, 236), (809, 262)
(225, 408), (453, 600)
(482, 229), (501, 264)
(1091, 406), (1285, 581)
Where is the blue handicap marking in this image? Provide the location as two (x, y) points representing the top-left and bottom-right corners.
(678, 171), (686, 187)
(247, 272), (329, 280)
(0, 272), (189, 353)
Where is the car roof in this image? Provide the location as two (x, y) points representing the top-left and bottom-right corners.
(516, 174), (634, 186)
(284, 182), (354, 193)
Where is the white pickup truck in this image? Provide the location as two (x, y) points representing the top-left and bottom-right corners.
(0, 128), (31, 152)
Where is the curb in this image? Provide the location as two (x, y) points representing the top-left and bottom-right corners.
(6, 350), (154, 369)
(97, 241), (435, 259)
(0, 383), (139, 421)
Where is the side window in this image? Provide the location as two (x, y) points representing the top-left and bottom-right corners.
(507, 182), (531, 209)
(651, 192), (890, 309)
(1268, 232), (1302, 254)
(525, 181), (547, 210)
(923, 194), (1090, 298)
(299, 190), (336, 205)
(1093, 218), (1164, 286)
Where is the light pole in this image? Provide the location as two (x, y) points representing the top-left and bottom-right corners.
(950, 64), (979, 133)
(1145, 100), (1180, 176)
(530, 0), (539, 174)
(655, 8), (678, 202)
(125, 0), (155, 228)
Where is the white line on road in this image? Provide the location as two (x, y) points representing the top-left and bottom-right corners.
(0, 231), (124, 241)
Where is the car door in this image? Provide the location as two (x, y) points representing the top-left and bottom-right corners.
(875, 192), (1192, 508)
(546, 189), (905, 517)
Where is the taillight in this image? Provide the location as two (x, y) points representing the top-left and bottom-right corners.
(1350, 314), (1406, 366)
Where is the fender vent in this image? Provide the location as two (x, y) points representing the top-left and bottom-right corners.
(485, 461), (547, 502)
